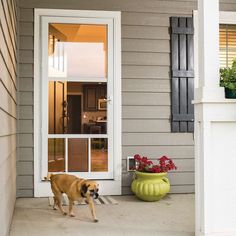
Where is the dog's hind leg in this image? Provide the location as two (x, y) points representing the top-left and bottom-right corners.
(53, 196), (58, 210)
(54, 195), (67, 215)
(51, 185), (67, 215)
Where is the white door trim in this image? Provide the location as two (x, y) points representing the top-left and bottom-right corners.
(34, 9), (121, 196)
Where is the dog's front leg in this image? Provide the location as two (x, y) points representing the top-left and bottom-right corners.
(88, 199), (98, 222)
(69, 199), (75, 217)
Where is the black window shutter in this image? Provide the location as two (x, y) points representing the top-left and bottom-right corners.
(170, 17), (194, 133)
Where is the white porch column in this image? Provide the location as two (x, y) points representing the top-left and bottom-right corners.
(195, 1), (236, 236)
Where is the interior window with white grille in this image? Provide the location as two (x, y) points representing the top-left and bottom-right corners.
(220, 24), (236, 68)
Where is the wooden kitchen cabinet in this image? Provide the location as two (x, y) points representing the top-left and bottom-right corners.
(83, 85), (97, 111)
(83, 84), (107, 111)
(97, 85), (107, 99)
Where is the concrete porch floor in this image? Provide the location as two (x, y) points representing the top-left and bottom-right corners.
(10, 194), (194, 236)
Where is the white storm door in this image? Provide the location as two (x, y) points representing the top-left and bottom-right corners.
(40, 16), (114, 180)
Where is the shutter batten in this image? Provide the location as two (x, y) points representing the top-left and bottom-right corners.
(170, 17), (194, 133)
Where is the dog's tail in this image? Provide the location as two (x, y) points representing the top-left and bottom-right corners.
(44, 173), (53, 181)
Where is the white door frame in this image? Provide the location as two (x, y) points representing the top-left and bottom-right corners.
(34, 9), (121, 197)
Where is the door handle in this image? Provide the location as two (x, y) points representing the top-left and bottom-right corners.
(103, 96), (112, 103)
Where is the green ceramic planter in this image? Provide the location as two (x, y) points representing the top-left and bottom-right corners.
(131, 171), (170, 202)
(225, 88), (236, 99)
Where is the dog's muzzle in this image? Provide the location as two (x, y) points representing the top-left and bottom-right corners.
(91, 192), (99, 199)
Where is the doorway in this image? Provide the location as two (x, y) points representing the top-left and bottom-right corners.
(67, 95), (82, 134)
(34, 9), (121, 196)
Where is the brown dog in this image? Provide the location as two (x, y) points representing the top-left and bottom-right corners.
(45, 173), (99, 222)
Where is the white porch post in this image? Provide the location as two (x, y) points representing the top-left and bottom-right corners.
(195, 0), (236, 236)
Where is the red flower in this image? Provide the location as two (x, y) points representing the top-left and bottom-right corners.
(134, 154), (141, 161)
(133, 154), (177, 173)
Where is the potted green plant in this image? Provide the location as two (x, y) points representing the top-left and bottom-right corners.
(131, 154), (177, 202)
(220, 59), (236, 98)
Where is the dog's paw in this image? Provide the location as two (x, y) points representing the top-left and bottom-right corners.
(70, 213), (75, 217)
(53, 207), (57, 210)
(94, 219), (99, 223)
(63, 212), (67, 216)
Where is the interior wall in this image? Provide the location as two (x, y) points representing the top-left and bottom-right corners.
(0, 0), (18, 235)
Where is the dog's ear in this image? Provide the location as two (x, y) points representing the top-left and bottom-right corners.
(81, 183), (88, 194)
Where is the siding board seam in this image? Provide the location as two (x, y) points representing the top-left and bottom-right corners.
(0, 133), (16, 138)
(0, 133), (17, 138)
(19, 49), (33, 51)
(122, 78), (169, 80)
(122, 51), (170, 54)
(18, 146), (34, 148)
(12, 0), (18, 21)
(122, 64), (170, 67)
(5, 0), (17, 42)
(123, 118), (169, 120)
(19, 133), (33, 136)
(0, 0), (17, 50)
(8, 0), (18, 33)
(0, 1), (17, 61)
(0, 107), (17, 120)
(170, 184), (194, 186)
(123, 38), (170, 42)
(123, 91), (169, 94)
(122, 64), (169, 66)
(10, 0), (18, 30)
(122, 37), (170, 40)
(123, 105), (171, 107)
(122, 78), (170, 80)
(18, 8), (194, 15)
(0, 149), (16, 168)
(0, 21), (17, 74)
(17, 6), (195, 15)
(17, 160), (32, 163)
(0, 72), (17, 92)
(122, 145), (194, 147)
(0, 78), (17, 104)
(0, 51), (17, 89)
(122, 24), (169, 28)
(121, 10), (193, 14)
(18, 187), (33, 189)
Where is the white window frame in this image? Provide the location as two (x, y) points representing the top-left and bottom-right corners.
(34, 9), (121, 197)
(193, 11), (236, 90)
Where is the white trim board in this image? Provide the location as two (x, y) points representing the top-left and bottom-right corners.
(34, 9), (121, 197)
(194, 9), (236, 236)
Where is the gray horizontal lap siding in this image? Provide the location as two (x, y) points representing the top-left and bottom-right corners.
(17, 0), (236, 196)
(0, 0), (18, 235)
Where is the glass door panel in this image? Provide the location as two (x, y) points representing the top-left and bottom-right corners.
(68, 139), (88, 172)
(48, 81), (107, 135)
(48, 23), (107, 79)
(48, 81), (67, 134)
(91, 138), (108, 172)
(48, 138), (65, 172)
